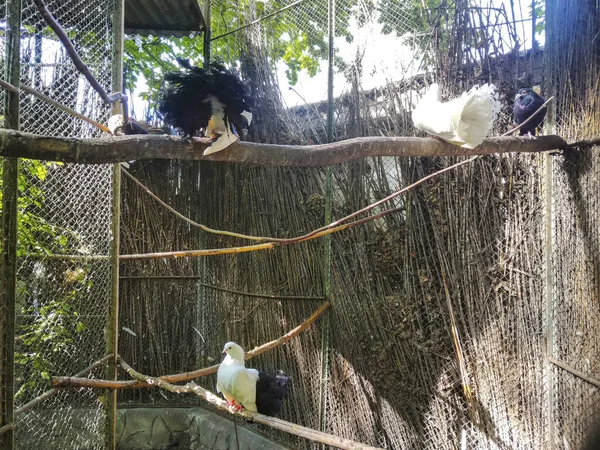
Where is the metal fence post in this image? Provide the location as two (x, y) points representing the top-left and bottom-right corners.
(1, 0), (21, 448)
(318, 0), (335, 440)
(105, 1), (124, 448)
(204, 0), (211, 67)
(543, 0), (556, 445)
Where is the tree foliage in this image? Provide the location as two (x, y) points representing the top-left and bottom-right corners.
(124, 0), (360, 121)
(0, 161), (91, 401)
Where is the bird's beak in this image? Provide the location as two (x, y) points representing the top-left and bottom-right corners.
(514, 93), (521, 101)
(222, 350), (227, 354)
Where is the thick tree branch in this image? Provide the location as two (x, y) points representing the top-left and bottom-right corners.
(0, 129), (573, 166)
(51, 302), (330, 389)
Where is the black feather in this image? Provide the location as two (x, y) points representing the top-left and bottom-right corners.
(158, 61), (253, 139)
(255, 370), (291, 416)
(513, 88), (546, 136)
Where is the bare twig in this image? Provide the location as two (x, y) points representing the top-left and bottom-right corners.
(116, 355), (382, 450)
(119, 243), (274, 261)
(119, 157), (477, 260)
(0, 78), (111, 133)
(548, 356), (600, 389)
(122, 169), (274, 242)
(51, 302), (330, 389)
(31, 0), (128, 121)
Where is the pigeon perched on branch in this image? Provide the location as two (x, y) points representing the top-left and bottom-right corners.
(158, 59), (253, 154)
(513, 87), (546, 136)
(412, 83), (501, 149)
(216, 342), (291, 416)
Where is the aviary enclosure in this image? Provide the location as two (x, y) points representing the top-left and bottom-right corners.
(0, 0), (599, 449)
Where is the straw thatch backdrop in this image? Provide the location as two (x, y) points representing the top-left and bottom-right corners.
(116, 1), (600, 449)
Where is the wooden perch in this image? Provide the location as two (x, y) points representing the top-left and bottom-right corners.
(0, 128), (575, 166)
(118, 153), (473, 260)
(117, 356), (381, 450)
(52, 301), (330, 389)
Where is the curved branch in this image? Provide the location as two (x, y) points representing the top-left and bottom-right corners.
(0, 129), (570, 166)
(117, 355), (381, 450)
(51, 301), (330, 389)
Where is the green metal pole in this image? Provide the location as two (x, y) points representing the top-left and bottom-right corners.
(203, 0), (211, 67)
(318, 0), (335, 440)
(105, 1), (124, 449)
(1, 0), (22, 448)
(542, 0), (555, 447)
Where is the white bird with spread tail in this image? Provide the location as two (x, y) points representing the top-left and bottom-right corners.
(216, 342), (291, 416)
(412, 83), (501, 149)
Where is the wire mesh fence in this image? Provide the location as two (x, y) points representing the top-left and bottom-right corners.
(0, 0), (116, 448)
(1, 0), (600, 449)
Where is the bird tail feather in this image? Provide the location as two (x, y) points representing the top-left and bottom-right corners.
(456, 84), (501, 148)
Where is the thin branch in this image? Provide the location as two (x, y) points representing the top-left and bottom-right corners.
(0, 354), (112, 436)
(0, 130), (570, 165)
(51, 302), (330, 389)
(119, 276), (324, 301)
(0, 78), (111, 133)
(548, 356), (600, 389)
(116, 355), (381, 450)
(119, 242), (274, 261)
(31, 0), (128, 121)
(119, 157), (477, 260)
(122, 169), (274, 242)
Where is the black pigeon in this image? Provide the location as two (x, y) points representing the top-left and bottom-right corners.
(158, 58), (252, 140)
(255, 370), (292, 416)
(513, 88), (546, 136)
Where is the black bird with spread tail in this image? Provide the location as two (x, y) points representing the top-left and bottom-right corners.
(158, 59), (253, 154)
(513, 88), (546, 136)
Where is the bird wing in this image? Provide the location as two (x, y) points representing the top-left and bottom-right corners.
(230, 367), (259, 411)
(217, 364), (259, 412)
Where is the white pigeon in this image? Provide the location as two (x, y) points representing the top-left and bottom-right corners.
(216, 342), (291, 415)
(217, 342), (260, 412)
(411, 83), (501, 149)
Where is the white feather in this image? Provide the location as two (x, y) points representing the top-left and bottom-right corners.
(107, 114), (124, 135)
(216, 342), (259, 412)
(204, 95), (227, 136)
(241, 110), (253, 126)
(203, 132), (238, 155)
(412, 83), (501, 149)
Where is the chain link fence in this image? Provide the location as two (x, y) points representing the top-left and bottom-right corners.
(1, 0), (116, 448)
(2, 0), (600, 448)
